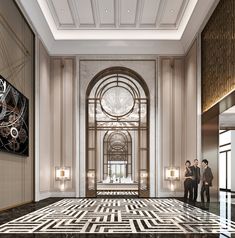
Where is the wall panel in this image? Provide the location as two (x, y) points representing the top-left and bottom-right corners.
(50, 57), (75, 193)
(0, 0), (34, 210)
(202, 116), (219, 199)
(159, 42), (197, 196)
(39, 42), (51, 193)
(160, 58), (185, 193)
(185, 42), (197, 163)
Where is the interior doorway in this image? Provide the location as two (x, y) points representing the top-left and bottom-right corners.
(219, 130), (231, 191)
(86, 67), (149, 197)
(219, 108), (234, 192)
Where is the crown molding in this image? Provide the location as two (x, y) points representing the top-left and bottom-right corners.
(16, 0), (217, 55)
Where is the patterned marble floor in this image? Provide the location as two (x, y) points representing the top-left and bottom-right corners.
(0, 198), (235, 234)
(97, 191), (138, 196)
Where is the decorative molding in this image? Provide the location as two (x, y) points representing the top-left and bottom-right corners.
(35, 37), (40, 202)
(16, 0), (216, 54)
(40, 0), (191, 30)
(46, 0), (76, 29)
(156, 0), (189, 29)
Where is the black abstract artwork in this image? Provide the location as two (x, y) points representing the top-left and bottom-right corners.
(0, 75), (28, 156)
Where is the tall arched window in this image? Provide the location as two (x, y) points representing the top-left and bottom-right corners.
(86, 67), (149, 197)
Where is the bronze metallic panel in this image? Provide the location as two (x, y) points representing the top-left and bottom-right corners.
(202, 0), (235, 112)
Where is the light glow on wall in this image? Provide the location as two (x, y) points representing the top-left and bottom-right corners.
(55, 167), (71, 181)
(164, 167), (180, 181)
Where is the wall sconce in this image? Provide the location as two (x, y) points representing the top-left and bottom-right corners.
(164, 167), (180, 192)
(164, 167), (180, 181)
(55, 167), (71, 181)
(87, 171), (95, 190)
(140, 171), (148, 190)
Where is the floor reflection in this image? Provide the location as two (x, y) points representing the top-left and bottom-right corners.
(0, 192), (234, 237)
(0, 233), (231, 238)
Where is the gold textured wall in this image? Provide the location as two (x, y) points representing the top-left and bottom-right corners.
(202, 0), (235, 112)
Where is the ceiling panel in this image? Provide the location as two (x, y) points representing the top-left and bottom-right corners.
(220, 114), (235, 128)
(50, 0), (75, 25)
(97, 0), (115, 26)
(43, 0), (193, 30)
(75, 0), (94, 26)
(158, 0), (188, 28)
(120, 0), (138, 26)
(140, 0), (160, 25)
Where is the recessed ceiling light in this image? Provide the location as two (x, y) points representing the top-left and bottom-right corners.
(105, 9), (108, 13)
(170, 9), (174, 13)
(127, 9), (131, 13)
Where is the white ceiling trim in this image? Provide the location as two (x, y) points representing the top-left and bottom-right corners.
(157, 0), (189, 29)
(16, 0), (218, 55)
(35, 0), (198, 40)
(47, 0), (77, 28)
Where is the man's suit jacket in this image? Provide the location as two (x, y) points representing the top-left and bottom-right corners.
(202, 166), (213, 186)
(190, 166), (200, 184)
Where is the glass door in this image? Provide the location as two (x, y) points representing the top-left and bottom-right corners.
(219, 130), (231, 191)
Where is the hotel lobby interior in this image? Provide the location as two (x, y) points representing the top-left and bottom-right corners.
(1, 0), (235, 237)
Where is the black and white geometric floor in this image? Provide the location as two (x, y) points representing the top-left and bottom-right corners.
(0, 198), (235, 234)
(97, 191), (138, 196)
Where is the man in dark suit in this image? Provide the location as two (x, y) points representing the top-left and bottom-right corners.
(190, 159), (200, 202)
(201, 159), (213, 203)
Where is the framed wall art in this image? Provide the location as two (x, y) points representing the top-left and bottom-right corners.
(0, 75), (29, 156)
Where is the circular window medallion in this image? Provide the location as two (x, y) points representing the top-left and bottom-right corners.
(101, 87), (134, 117)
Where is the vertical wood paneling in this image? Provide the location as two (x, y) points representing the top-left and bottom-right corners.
(173, 59), (184, 184)
(50, 57), (75, 192)
(160, 55), (197, 194)
(39, 42), (51, 193)
(63, 59), (74, 190)
(185, 42), (197, 162)
(161, 59), (173, 190)
(51, 59), (62, 190)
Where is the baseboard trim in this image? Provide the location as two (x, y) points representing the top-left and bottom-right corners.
(50, 192), (76, 197)
(39, 192), (51, 201)
(0, 200), (33, 212)
(157, 192), (183, 197)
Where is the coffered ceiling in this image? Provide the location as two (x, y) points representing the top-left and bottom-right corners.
(45, 0), (188, 30)
(34, 0), (198, 40)
(16, 0), (219, 54)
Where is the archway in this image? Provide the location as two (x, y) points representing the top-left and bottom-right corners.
(86, 67), (149, 197)
(103, 130), (132, 182)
